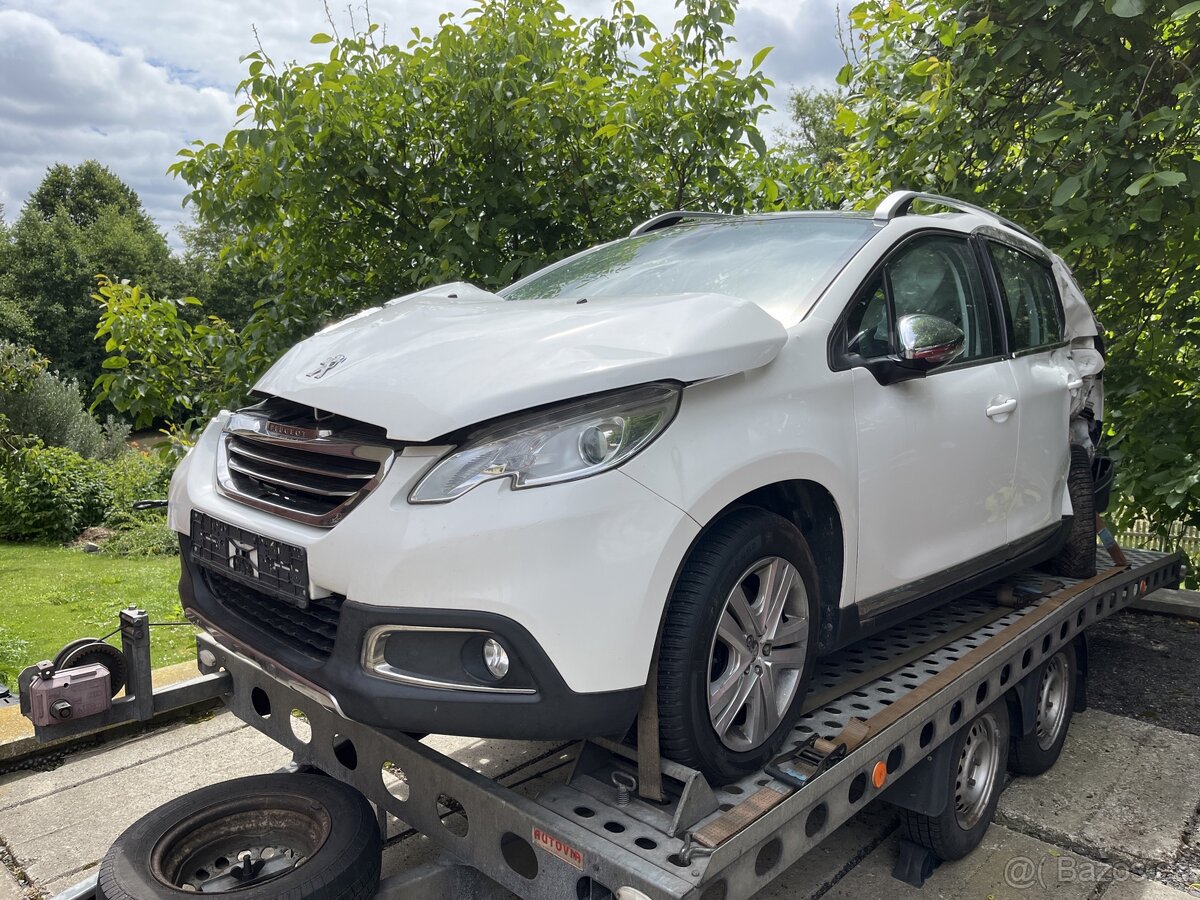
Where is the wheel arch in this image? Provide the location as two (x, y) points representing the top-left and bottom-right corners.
(689, 479), (846, 655)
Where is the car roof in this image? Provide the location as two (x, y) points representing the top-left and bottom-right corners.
(631, 208), (1048, 262)
(632, 192), (1042, 250)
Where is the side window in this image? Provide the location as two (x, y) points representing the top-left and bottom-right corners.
(888, 236), (999, 362)
(845, 276), (890, 359)
(842, 235), (1000, 363)
(988, 242), (1063, 350)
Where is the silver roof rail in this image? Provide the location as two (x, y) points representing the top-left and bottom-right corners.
(630, 210), (732, 236)
(873, 191), (1036, 240)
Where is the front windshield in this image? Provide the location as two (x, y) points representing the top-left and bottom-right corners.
(501, 216), (877, 324)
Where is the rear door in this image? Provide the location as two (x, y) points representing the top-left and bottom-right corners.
(985, 240), (1080, 542)
(845, 233), (1019, 609)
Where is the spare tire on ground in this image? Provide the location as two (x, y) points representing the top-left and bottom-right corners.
(97, 773), (381, 900)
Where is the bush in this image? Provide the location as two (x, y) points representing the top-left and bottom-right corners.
(102, 450), (176, 529)
(0, 340), (122, 459)
(101, 519), (178, 556)
(0, 445), (112, 542)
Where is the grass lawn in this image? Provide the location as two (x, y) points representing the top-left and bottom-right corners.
(0, 542), (193, 690)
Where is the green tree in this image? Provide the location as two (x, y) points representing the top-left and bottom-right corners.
(92, 277), (241, 431)
(835, 0), (1200, 533)
(171, 0), (772, 380)
(2, 162), (180, 385)
(26, 161), (154, 231)
(782, 87), (848, 169)
(0, 205), (33, 344)
(176, 215), (265, 328)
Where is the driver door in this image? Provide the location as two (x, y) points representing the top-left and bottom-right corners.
(845, 233), (1019, 613)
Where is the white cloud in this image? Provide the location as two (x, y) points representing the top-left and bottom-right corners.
(0, 0), (843, 246)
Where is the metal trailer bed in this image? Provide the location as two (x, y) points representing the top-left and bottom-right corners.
(41, 548), (1184, 900)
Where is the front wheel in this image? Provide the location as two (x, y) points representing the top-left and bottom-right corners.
(656, 508), (819, 784)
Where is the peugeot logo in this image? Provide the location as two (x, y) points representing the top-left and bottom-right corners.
(306, 354), (347, 380)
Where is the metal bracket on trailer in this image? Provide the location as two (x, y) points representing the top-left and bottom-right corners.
(16, 607), (230, 744)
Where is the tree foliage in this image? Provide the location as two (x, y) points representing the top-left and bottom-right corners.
(92, 277), (241, 430)
(26, 161), (155, 232)
(836, 0), (1200, 531)
(171, 0), (773, 374)
(781, 87), (849, 170)
(0, 162), (181, 385)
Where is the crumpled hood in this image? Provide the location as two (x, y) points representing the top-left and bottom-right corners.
(253, 283), (788, 441)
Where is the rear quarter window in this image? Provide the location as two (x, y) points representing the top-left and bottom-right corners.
(987, 242), (1063, 350)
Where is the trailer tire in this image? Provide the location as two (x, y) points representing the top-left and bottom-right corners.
(97, 773), (380, 900)
(1045, 445), (1096, 579)
(1009, 643), (1076, 776)
(900, 702), (1010, 861)
(657, 508), (819, 784)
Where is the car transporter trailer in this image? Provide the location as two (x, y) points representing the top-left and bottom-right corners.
(19, 547), (1185, 900)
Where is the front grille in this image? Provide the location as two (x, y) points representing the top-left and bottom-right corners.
(216, 398), (396, 527)
(204, 569), (342, 661)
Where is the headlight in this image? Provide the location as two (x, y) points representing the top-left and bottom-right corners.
(409, 383), (681, 504)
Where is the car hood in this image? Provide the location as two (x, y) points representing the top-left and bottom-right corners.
(253, 283), (788, 441)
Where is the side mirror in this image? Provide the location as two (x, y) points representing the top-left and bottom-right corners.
(897, 314), (964, 367)
(860, 314), (964, 386)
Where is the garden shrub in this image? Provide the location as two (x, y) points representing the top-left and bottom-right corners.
(102, 519), (178, 556)
(0, 341), (119, 459)
(0, 445), (112, 542)
(102, 450), (176, 528)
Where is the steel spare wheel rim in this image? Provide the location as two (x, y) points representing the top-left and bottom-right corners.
(1035, 652), (1070, 751)
(708, 556), (810, 752)
(954, 713), (1002, 830)
(151, 792), (330, 893)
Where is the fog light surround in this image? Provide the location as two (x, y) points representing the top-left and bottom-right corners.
(361, 626), (533, 694)
(483, 638), (510, 679)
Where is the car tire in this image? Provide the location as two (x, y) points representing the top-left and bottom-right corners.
(97, 773), (381, 900)
(1045, 445), (1097, 579)
(657, 508), (819, 785)
(900, 701), (1010, 861)
(1009, 643), (1076, 776)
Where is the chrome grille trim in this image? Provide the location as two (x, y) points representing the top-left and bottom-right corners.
(216, 411), (396, 527)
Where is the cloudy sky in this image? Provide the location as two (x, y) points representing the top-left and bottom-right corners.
(0, 0), (845, 246)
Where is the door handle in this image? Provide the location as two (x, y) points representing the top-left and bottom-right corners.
(1066, 376), (1084, 391)
(986, 398), (1018, 418)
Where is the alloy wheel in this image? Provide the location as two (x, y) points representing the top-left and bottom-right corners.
(707, 556), (810, 752)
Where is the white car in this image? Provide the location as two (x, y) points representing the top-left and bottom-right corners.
(170, 192), (1104, 782)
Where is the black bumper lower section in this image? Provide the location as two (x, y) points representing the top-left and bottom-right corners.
(178, 537), (642, 740)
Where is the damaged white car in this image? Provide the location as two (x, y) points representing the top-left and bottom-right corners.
(169, 192), (1106, 781)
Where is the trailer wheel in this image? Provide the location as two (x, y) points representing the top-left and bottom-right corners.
(1044, 445), (1096, 579)
(900, 702), (1010, 861)
(657, 508), (819, 784)
(97, 773), (380, 900)
(1009, 643), (1076, 776)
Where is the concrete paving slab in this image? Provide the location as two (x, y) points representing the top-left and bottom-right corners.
(822, 825), (1105, 900)
(0, 710), (241, 810)
(6, 721), (291, 895)
(0, 867), (25, 900)
(1134, 589), (1200, 621)
(1105, 877), (1200, 899)
(997, 709), (1200, 864)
